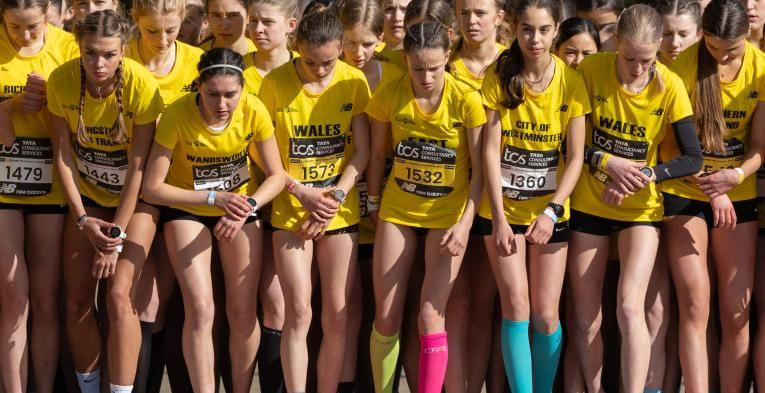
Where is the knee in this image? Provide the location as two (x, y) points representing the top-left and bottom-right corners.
(418, 304), (445, 331)
(531, 308), (560, 335)
(681, 296), (710, 329)
(574, 312), (602, 338)
(617, 299), (646, 333)
(227, 304), (258, 336)
(502, 295), (530, 321)
(185, 299), (215, 331)
(720, 304), (750, 333)
(321, 308), (349, 337)
(261, 298), (285, 327)
(0, 288), (28, 316)
(286, 300), (312, 332)
(107, 287), (136, 320)
(65, 293), (94, 324)
(645, 301), (666, 334)
(30, 296), (58, 324)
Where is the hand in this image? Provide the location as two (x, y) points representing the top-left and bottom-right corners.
(91, 250), (118, 279)
(13, 73), (47, 113)
(492, 218), (516, 257)
(440, 220), (470, 257)
(294, 185), (340, 222)
(214, 214), (246, 242)
(299, 216), (329, 240)
(698, 169), (740, 199)
(214, 192), (251, 220)
(525, 212), (554, 245)
(82, 217), (123, 252)
(601, 181), (627, 206)
(604, 156), (649, 194)
(710, 194), (737, 231)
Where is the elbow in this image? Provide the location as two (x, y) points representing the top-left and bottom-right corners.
(141, 181), (160, 205)
(687, 150), (703, 174)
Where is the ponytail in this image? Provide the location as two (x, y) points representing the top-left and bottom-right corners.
(496, 41), (524, 109)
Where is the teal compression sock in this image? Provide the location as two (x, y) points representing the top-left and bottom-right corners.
(501, 319), (532, 393)
(531, 322), (562, 393)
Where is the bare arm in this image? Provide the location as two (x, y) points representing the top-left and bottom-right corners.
(336, 113), (370, 194)
(112, 122), (155, 229)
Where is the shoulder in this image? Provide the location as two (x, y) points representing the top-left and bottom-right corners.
(48, 58), (79, 85)
(177, 40), (205, 62)
(671, 42), (700, 74)
(123, 57), (160, 88)
(162, 93), (195, 120)
(577, 52), (613, 74)
(47, 25), (78, 53)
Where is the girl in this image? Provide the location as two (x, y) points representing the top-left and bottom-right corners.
(243, 1), (298, 391)
(71, 0), (118, 22)
(568, 4), (702, 393)
(337, 1), (405, 390)
(243, 0), (297, 95)
(0, 1), (79, 392)
(381, 0), (411, 52)
(199, 0), (256, 56)
(554, 17), (600, 69)
(448, 0), (506, 391)
(259, 8), (371, 393)
(575, 0), (622, 32)
(481, 0), (588, 391)
(748, 0), (765, 48)
(660, 0), (765, 391)
(47, 10), (164, 393)
(658, 0), (702, 65)
(126, 0), (204, 390)
(46, 0), (72, 27)
(129, 0), (204, 106)
(142, 47), (283, 393)
(177, 0), (209, 46)
(366, 22), (485, 393)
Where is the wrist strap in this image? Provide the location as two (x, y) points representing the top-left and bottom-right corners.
(207, 191), (216, 206)
(735, 167), (745, 185)
(368, 195), (382, 204)
(76, 214), (88, 231)
(598, 153), (612, 172)
(287, 181), (299, 194)
(542, 208), (558, 223)
(366, 199), (380, 213)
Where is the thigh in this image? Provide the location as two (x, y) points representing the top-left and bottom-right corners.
(163, 219), (214, 309)
(663, 215), (710, 305)
(218, 221), (264, 309)
(617, 225), (660, 299)
(421, 228), (465, 311)
(25, 212), (65, 302)
(712, 221), (756, 309)
(63, 207), (113, 302)
(528, 241), (567, 315)
(111, 203), (160, 294)
(272, 230), (314, 308)
(483, 234), (529, 312)
(0, 209), (27, 296)
(372, 221), (419, 318)
(566, 231), (610, 313)
(316, 232), (358, 311)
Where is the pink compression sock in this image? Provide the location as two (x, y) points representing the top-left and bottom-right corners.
(418, 332), (448, 393)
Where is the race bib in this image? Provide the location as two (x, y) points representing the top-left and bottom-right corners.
(193, 154), (251, 191)
(590, 128), (648, 184)
(74, 142), (128, 194)
(288, 135), (345, 188)
(393, 140), (456, 198)
(701, 138), (745, 173)
(500, 145), (558, 201)
(0, 137), (54, 196)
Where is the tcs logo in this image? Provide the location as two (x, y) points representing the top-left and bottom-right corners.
(397, 144), (419, 159)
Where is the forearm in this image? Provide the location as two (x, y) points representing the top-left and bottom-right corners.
(653, 117), (702, 182)
(0, 100), (15, 146)
(336, 151), (368, 193)
(367, 142), (386, 198)
(551, 154), (583, 206)
(251, 171), (285, 207)
(112, 169), (142, 229)
(55, 148), (87, 218)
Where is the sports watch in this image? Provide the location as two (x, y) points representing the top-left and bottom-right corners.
(246, 197), (258, 215)
(330, 189), (346, 204)
(640, 166), (654, 183)
(546, 202), (564, 218)
(108, 226), (127, 239)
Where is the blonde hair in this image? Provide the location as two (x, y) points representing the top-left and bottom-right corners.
(74, 10), (131, 145)
(131, 0), (185, 20)
(616, 4), (664, 91)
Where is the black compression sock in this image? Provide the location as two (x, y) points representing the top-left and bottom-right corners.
(133, 321), (155, 393)
(258, 326), (285, 393)
(337, 381), (355, 393)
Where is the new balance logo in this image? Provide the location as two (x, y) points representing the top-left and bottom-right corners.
(180, 83), (196, 93)
(340, 103), (353, 112)
(395, 116), (414, 125)
(651, 108), (664, 116)
(452, 121), (463, 128)
(558, 104), (569, 112)
(0, 67), (8, 71)
(749, 91), (759, 99)
(595, 95), (608, 103)
(277, 106), (298, 113)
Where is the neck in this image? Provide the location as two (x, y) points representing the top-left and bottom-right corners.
(616, 62), (651, 92)
(750, 27), (764, 48)
(86, 77), (115, 98)
(384, 37), (402, 51)
(296, 59), (334, 85)
(216, 35), (248, 55)
(138, 39), (174, 69)
(254, 44), (291, 72)
(460, 37), (498, 62)
(412, 78), (445, 101)
(523, 52), (552, 76)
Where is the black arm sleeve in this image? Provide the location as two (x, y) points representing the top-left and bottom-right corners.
(653, 117), (703, 183)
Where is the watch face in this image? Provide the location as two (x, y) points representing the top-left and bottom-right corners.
(247, 197), (257, 208)
(640, 168), (652, 177)
(109, 226), (122, 238)
(333, 190), (346, 201)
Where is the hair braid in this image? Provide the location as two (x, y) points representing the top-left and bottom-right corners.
(112, 61), (128, 144)
(76, 61), (90, 145)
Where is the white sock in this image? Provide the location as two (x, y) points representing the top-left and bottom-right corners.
(75, 369), (100, 393)
(110, 383), (134, 393)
